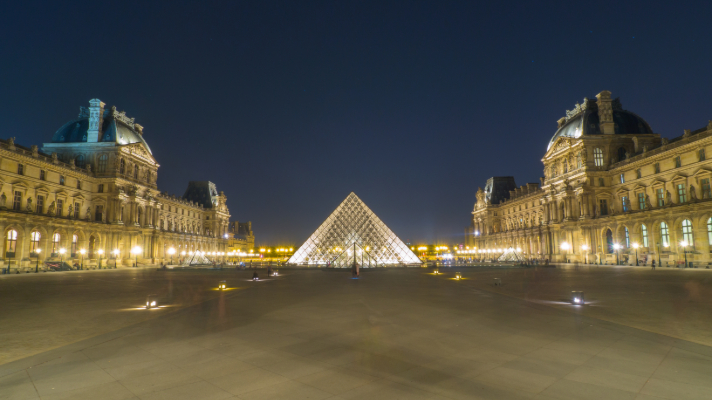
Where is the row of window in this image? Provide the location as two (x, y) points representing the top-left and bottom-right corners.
(6, 231), (80, 256)
(16, 164), (83, 189)
(609, 219), (698, 252)
(615, 181), (712, 214)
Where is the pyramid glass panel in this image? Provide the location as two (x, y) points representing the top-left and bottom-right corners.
(288, 193), (421, 267)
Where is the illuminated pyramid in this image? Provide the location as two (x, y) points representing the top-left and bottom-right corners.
(288, 192), (422, 267)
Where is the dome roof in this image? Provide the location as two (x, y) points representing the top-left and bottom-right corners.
(51, 105), (153, 154)
(547, 95), (653, 150)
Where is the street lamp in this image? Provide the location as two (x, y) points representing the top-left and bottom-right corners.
(79, 248), (86, 270)
(131, 246), (141, 267)
(612, 243), (621, 265)
(560, 242), (570, 262)
(632, 243), (639, 266)
(59, 247), (66, 266)
(680, 240), (689, 268)
(113, 249), (120, 268)
(581, 244), (589, 264)
(167, 247), (176, 265)
(35, 248), (41, 273)
(97, 249), (104, 269)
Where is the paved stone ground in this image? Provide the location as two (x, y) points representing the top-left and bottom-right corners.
(1, 267), (712, 399)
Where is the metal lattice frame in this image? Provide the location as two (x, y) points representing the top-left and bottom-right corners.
(288, 192), (421, 267)
(497, 247), (525, 262)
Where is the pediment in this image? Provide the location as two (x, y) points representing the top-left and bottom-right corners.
(11, 181), (29, 190)
(632, 184), (647, 192)
(72, 193), (86, 201)
(692, 167), (712, 177)
(670, 173), (688, 182)
(650, 178), (666, 186)
(615, 187), (630, 196)
(120, 143), (158, 166)
(55, 189), (68, 197)
(35, 185), (50, 194)
(543, 137), (579, 159)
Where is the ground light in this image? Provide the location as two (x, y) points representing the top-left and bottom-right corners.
(455, 272), (461, 280)
(571, 291), (584, 305)
(146, 294), (158, 309)
(218, 280), (227, 290)
(433, 269), (440, 275)
(273, 270), (279, 276)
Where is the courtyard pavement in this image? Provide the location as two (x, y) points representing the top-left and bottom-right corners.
(1, 266), (712, 399)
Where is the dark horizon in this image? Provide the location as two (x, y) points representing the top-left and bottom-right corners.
(2, 1), (712, 245)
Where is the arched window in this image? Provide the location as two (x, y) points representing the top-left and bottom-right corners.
(707, 218), (712, 245)
(30, 231), (40, 254)
(682, 219), (694, 245)
(660, 222), (670, 247)
(98, 154), (108, 173)
(75, 155), (85, 168)
(119, 159), (125, 174)
(52, 233), (61, 254)
(6, 230), (18, 255)
(71, 234), (78, 256)
(624, 227), (630, 247)
(594, 148), (604, 166)
(641, 224), (649, 247)
(606, 229), (613, 253)
(618, 147), (627, 161)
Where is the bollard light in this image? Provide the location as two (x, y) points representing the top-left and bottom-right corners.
(571, 291), (584, 305)
(219, 280), (227, 290)
(455, 272), (461, 280)
(494, 278), (502, 286)
(146, 294), (158, 309)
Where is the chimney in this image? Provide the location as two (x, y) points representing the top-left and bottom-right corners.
(87, 99), (105, 142)
(596, 91), (614, 134)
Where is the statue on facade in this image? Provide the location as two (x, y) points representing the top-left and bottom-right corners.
(7, 137), (15, 150)
(662, 138), (669, 145)
(86, 163), (92, 173)
(31, 145), (38, 157)
(666, 190), (673, 205)
(580, 147), (587, 162)
(690, 185), (698, 201)
(645, 194), (652, 209)
(47, 201), (55, 216)
(86, 207), (92, 221)
(51, 152), (59, 164)
(0, 192), (6, 209)
(67, 206), (74, 218)
(625, 151), (631, 160)
(26, 197), (33, 212)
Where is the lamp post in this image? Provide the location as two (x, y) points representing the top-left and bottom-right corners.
(180, 251), (186, 263)
(167, 247), (176, 265)
(680, 240), (688, 268)
(632, 243), (639, 266)
(113, 249), (120, 268)
(131, 246), (142, 267)
(97, 249), (104, 269)
(612, 243), (621, 265)
(581, 244), (589, 264)
(35, 248), (41, 273)
(59, 247), (66, 266)
(79, 248), (86, 270)
(656, 242), (662, 268)
(560, 242), (570, 262)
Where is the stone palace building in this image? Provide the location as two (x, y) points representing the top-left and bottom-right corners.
(467, 91), (712, 266)
(0, 99), (232, 272)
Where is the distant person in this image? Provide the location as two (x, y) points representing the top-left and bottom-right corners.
(651, 259), (656, 270)
(267, 266), (272, 276)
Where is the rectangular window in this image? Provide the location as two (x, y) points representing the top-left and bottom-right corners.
(12, 191), (21, 211)
(621, 196), (629, 212)
(74, 203), (80, 218)
(702, 178), (711, 199)
(674, 156), (681, 168)
(95, 205), (104, 222)
(59, 175), (65, 185)
(36, 195), (44, 214)
(40, 170), (45, 180)
(98, 184), (104, 193)
(700, 148), (706, 162)
(642, 225), (649, 247)
(599, 178), (605, 187)
(654, 163), (660, 174)
(57, 199), (63, 217)
(636, 169), (641, 179)
(677, 183), (687, 203)
(599, 199), (608, 216)
(620, 174), (625, 184)
(77, 180), (81, 190)
(594, 148), (604, 166)
(657, 188), (665, 207)
(638, 193), (645, 210)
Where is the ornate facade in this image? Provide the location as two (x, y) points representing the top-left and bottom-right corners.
(0, 99), (232, 272)
(468, 91), (712, 266)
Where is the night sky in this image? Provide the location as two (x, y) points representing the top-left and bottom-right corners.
(2, 1), (711, 245)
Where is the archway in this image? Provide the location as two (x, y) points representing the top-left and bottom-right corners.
(605, 229), (613, 253)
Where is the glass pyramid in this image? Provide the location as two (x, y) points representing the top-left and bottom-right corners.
(288, 192), (422, 267)
(497, 247), (525, 262)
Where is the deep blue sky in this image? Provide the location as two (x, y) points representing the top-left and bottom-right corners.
(2, 1), (711, 245)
